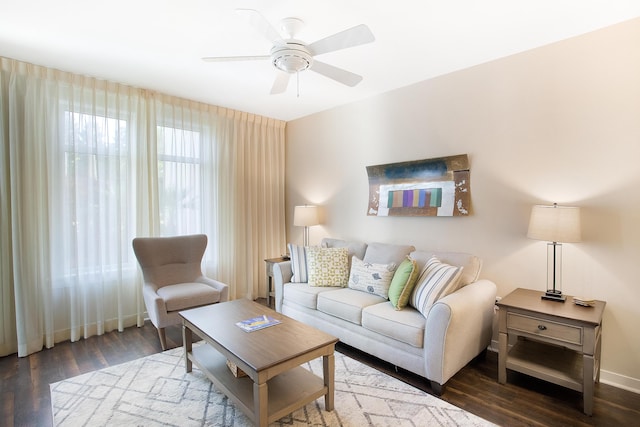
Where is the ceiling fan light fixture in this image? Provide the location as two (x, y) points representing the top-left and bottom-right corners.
(271, 43), (313, 73)
(204, 10), (375, 93)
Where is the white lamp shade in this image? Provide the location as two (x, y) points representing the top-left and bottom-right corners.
(527, 204), (581, 243)
(293, 205), (320, 227)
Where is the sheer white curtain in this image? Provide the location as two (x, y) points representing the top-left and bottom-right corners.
(0, 57), (286, 357)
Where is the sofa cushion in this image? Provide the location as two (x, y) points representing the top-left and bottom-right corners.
(388, 256), (420, 310)
(362, 302), (426, 348)
(348, 256), (396, 299)
(363, 242), (415, 266)
(307, 247), (349, 287)
(317, 288), (386, 325)
(321, 238), (368, 262)
(283, 282), (341, 310)
(288, 243), (311, 283)
(410, 256), (463, 316)
(409, 250), (481, 286)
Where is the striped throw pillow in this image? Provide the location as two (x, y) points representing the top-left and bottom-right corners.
(410, 256), (463, 316)
(288, 243), (310, 283)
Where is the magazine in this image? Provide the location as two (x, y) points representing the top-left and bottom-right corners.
(236, 314), (281, 332)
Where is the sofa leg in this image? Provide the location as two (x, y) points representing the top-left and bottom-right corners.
(430, 381), (444, 396)
(157, 327), (167, 351)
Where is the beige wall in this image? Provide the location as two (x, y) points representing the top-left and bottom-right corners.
(286, 17), (640, 392)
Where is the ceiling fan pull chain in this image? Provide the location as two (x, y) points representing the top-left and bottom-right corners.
(296, 71), (300, 98)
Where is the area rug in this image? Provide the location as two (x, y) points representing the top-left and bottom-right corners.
(50, 346), (496, 426)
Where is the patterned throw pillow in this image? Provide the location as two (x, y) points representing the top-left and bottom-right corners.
(388, 256), (419, 310)
(288, 243), (310, 283)
(410, 256), (463, 316)
(348, 256), (396, 299)
(307, 247), (349, 287)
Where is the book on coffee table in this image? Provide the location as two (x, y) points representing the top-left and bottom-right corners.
(236, 314), (281, 332)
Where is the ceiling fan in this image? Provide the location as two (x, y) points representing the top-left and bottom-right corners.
(202, 9), (375, 95)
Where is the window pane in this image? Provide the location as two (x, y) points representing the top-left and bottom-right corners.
(58, 111), (131, 283)
(157, 126), (202, 236)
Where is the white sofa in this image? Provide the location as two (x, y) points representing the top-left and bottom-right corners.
(273, 238), (497, 394)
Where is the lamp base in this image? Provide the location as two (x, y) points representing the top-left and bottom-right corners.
(541, 290), (566, 302)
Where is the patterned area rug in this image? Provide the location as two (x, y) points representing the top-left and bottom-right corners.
(50, 346), (495, 426)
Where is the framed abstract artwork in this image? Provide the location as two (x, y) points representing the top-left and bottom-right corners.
(366, 154), (471, 217)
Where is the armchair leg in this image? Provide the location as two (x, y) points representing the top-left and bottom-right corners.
(157, 327), (167, 351)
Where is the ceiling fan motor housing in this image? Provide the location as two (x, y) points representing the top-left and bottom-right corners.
(271, 41), (313, 73)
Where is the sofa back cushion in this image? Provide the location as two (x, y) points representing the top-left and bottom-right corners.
(321, 238), (368, 262)
(409, 250), (482, 286)
(363, 242), (415, 266)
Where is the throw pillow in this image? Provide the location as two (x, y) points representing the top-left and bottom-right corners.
(388, 256), (419, 310)
(288, 243), (310, 283)
(410, 256), (463, 316)
(348, 256), (396, 299)
(307, 247), (349, 287)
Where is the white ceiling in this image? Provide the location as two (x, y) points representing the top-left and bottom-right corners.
(1, 1), (640, 121)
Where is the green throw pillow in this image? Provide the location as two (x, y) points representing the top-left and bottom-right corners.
(388, 256), (419, 310)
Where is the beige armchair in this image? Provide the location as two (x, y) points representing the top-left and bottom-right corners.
(132, 234), (229, 350)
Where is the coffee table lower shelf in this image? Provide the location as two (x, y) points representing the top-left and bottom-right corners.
(187, 344), (327, 424)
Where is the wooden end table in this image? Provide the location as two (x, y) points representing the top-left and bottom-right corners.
(180, 299), (338, 427)
(497, 288), (605, 415)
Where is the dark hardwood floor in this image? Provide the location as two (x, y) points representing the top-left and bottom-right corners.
(1, 300), (638, 427)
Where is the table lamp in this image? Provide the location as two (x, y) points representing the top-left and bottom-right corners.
(527, 203), (581, 302)
(293, 205), (320, 246)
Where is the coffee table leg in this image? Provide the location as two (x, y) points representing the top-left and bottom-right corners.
(323, 353), (335, 411)
(253, 381), (268, 427)
(182, 324), (192, 373)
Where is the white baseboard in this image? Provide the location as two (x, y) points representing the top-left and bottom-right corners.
(600, 370), (640, 394)
(488, 340), (640, 395)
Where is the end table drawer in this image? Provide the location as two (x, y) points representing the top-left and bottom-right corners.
(507, 313), (582, 346)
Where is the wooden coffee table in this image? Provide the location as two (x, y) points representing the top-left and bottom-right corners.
(179, 299), (338, 427)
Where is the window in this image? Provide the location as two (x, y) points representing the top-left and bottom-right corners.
(54, 109), (133, 285)
(157, 125), (203, 236)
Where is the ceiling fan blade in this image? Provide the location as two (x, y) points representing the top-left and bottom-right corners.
(202, 55), (270, 62)
(308, 24), (375, 56)
(235, 8), (282, 44)
(310, 60), (363, 87)
(270, 72), (290, 94)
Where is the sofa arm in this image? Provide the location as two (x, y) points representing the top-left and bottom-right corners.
(424, 279), (497, 388)
(273, 261), (292, 312)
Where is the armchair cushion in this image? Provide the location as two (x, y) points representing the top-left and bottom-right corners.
(156, 282), (221, 312)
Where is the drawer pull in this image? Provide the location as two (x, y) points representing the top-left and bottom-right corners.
(537, 324), (547, 331)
